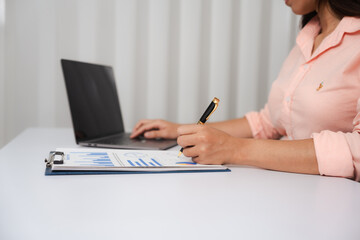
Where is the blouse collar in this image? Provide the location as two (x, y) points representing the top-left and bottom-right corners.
(296, 16), (360, 62)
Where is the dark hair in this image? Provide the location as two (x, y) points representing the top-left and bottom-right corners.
(301, 0), (360, 28)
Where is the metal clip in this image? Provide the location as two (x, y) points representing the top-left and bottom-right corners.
(45, 151), (65, 167)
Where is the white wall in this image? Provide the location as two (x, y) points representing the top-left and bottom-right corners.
(0, 0), (299, 148)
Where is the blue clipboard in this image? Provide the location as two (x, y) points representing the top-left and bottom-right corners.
(44, 151), (231, 175)
(45, 166), (231, 175)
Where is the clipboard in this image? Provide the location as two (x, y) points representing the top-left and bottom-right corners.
(44, 149), (231, 175)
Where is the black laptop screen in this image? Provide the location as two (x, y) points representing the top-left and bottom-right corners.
(61, 59), (125, 143)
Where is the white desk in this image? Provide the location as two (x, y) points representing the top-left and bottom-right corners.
(0, 128), (359, 240)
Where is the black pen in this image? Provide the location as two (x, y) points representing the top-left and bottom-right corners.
(178, 97), (220, 157)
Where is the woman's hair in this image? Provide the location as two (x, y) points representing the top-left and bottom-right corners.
(301, 0), (360, 28)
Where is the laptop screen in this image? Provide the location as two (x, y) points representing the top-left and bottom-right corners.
(61, 59), (125, 143)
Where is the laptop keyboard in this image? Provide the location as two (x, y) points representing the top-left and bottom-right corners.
(98, 135), (143, 145)
(84, 133), (177, 149)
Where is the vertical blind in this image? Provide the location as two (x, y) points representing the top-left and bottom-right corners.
(0, 0), (299, 147)
(0, 0), (4, 147)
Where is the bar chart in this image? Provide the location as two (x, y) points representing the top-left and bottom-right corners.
(126, 158), (162, 167)
(62, 150), (198, 168)
(116, 151), (197, 167)
(67, 152), (114, 167)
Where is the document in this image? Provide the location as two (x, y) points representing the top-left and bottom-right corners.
(45, 148), (229, 174)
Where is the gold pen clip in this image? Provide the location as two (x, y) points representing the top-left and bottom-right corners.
(205, 97), (220, 121)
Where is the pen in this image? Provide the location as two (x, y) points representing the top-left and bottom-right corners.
(178, 97), (220, 157)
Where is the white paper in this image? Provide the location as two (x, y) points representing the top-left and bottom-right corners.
(51, 148), (227, 172)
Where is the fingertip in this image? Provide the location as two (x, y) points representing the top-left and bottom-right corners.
(130, 130), (141, 139)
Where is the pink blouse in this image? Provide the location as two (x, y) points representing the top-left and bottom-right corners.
(245, 16), (360, 181)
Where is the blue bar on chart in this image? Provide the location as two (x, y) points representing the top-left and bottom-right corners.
(139, 158), (148, 166)
(176, 162), (197, 165)
(151, 158), (162, 166)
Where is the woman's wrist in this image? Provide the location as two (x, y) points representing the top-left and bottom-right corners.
(226, 137), (252, 165)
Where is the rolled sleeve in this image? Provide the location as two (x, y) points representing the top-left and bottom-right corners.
(312, 99), (360, 181)
(245, 104), (281, 140)
(312, 131), (357, 179)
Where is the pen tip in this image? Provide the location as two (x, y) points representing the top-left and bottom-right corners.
(177, 151), (182, 157)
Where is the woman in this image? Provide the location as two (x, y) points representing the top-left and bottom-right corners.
(130, 0), (360, 181)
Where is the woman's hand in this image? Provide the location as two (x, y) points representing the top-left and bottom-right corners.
(177, 125), (241, 165)
(130, 119), (180, 139)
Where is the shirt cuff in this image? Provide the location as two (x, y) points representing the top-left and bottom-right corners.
(245, 111), (279, 139)
(312, 130), (354, 179)
(245, 112), (263, 139)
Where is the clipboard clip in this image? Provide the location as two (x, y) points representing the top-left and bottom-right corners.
(45, 151), (64, 167)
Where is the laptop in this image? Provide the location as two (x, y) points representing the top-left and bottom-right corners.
(61, 59), (177, 150)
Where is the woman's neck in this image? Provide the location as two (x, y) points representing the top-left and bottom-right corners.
(317, 4), (341, 35)
(311, 4), (341, 54)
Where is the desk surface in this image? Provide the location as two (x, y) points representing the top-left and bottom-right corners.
(0, 128), (359, 240)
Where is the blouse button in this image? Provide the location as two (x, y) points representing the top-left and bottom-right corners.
(285, 96), (290, 103)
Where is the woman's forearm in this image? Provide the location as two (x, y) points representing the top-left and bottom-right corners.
(233, 138), (320, 175)
(177, 124), (319, 175)
(208, 117), (253, 138)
